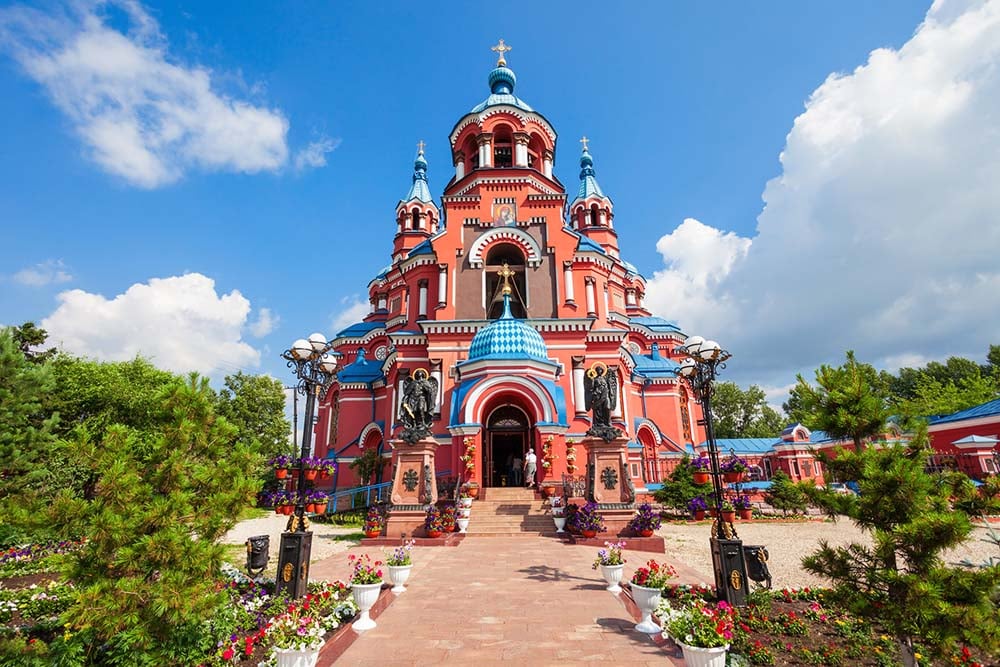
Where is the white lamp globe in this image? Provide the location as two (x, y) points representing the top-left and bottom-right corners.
(308, 332), (328, 352)
(683, 335), (705, 355)
(678, 358), (697, 377)
(291, 339), (313, 360)
(700, 340), (721, 360)
(319, 353), (339, 373)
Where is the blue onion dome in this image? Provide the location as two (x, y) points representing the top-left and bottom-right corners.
(488, 65), (517, 94)
(468, 294), (548, 361)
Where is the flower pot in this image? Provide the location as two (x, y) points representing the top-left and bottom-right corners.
(692, 471), (710, 485)
(467, 486), (480, 499)
(541, 485), (555, 499)
(273, 646), (323, 667)
(304, 503), (315, 513)
(319, 469), (331, 480)
(581, 529), (597, 538)
(275, 468), (289, 480)
(274, 506), (282, 515)
(600, 563), (625, 593)
(553, 516), (566, 533)
(351, 582), (383, 632)
(457, 507), (471, 519)
(313, 502), (327, 514)
(676, 641), (729, 667)
(692, 510), (706, 521)
(723, 471), (744, 483)
(708, 507), (718, 518)
(364, 529), (381, 539)
(638, 529), (654, 537)
(721, 510), (736, 523)
(447, 523), (458, 533)
(387, 564), (412, 593)
(459, 497), (473, 508)
(739, 508), (752, 520)
(426, 529), (443, 538)
(630, 584), (663, 633)
(457, 517), (470, 533)
(281, 505), (294, 515)
(304, 470), (318, 481)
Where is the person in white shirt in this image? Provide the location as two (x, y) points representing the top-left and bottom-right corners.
(524, 450), (537, 488)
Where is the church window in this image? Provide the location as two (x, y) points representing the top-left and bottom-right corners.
(390, 296), (402, 314)
(494, 145), (512, 167)
(493, 124), (514, 168)
(793, 460), (801, 477)
(679, 387), (693, 443)
(411, 208), (420, 230)
(485, 243), (527, 319)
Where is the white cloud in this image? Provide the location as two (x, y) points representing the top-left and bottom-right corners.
(12, 259), (73, 286)
(0, 1), (310, 188)
(41, 273), (261, 375)
(330, 295), (370, 335)
(249, 307), (278, 337)
(294, 136), (341, 172)
(646, 0), (1000, 385)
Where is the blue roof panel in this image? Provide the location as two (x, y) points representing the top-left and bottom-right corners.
(337, 349), (385, 385)
(930, 397), (1000, 425)
(630, 316), (680, 332)
(336, 321), (384, 338)
(576, 236), (607, 255)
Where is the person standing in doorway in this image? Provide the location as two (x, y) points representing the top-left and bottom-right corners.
(524, 450), (537, 489)
(512, 453), (523, 486)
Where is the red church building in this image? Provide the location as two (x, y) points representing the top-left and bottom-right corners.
(310, 45), (705, 497)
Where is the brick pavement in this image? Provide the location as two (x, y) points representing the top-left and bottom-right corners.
(313, 537), (695, 666)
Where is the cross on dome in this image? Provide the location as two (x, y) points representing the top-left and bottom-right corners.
(580, 136), (590, 152)
(497, 262), (514, 295)
(416, 139), (425, 156)
(491, 39), (512, 66)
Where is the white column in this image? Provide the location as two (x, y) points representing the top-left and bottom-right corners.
(437, 266), (447, 307)
(369, 299), (375, 313)
(587, 209), (594, 226)
(599, 210), (607, 227)
(377, 294), (387, 311)
(431, 368), (443, 412)
(418, 281), (428, 318)
(612, 371), (623, 419)
(585, 279), (597, 317)
(514, 135), (529, 167)
(626, 289), (636, 306)
(454, 153), (465, 180)
(572, 366), (586, 414)
(543, 155), (553, 179)
(603, 286), (610, 316)
(563, 263), (575, 303)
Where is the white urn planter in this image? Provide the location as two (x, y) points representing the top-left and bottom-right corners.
(459, 497), (473, 508)
(456, 517), (470, 533)
(351, 581), (383, 632)
(457, 507), (472, 519)
(553, 516), (566, 533)
(387, 564), (412, 593)
(273, 646), (322, 667)
(599, 563), (624, 593)
(676, 642), (729, 667)
(630, 584), (663, 633)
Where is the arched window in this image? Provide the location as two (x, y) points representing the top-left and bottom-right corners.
(493, 125), (513, 168)
(485, 243), (527, 319)
(411, 207), (420, 230)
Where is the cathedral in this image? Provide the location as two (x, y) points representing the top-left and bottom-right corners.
(312, 42), (705, 500)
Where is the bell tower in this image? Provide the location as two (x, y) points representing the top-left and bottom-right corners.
(569, 138), (619, 257)
(393, 142), (439, 262)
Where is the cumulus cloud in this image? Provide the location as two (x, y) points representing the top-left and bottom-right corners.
(41, 273), (261, 375)
(249, 307), (278, 337)
(294, 136), (341, 172)
(330, 295), (370, 336)
(646, 0), (1000, 385)
(12, 259), (73, 286)
(0, 1), (307, 187)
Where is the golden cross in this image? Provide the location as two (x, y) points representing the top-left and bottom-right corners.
(491, 39), (512, 66)
(416, 139), (425, 155)
(580, 136), (590, 152)
(498, 262), (514, 295)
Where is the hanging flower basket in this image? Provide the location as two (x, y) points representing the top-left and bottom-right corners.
(723, 472), (743, 483)
(304, 469), (318, 481)
(693, 471), (710, 485)
(275, 468), (289, 480)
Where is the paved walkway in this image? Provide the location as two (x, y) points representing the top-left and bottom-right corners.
(311, 537), (695, 666)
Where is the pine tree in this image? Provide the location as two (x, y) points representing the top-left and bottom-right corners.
(802, 427), (1000, 666)
(652, 456), (713, 512)
(764, 470), (807, 515)
(51, 375), (263, 665)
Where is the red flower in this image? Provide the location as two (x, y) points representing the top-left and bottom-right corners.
(222, 647), (234, 661)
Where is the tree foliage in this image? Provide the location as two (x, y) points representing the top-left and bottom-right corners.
(801, 427), (1000, 666)
(652, 456), (713, 512)
(215, 371), (291, 462)
(710, 382), (784, 438)
(10, 321), (56, 363)
(791, 350), (889, 451)
(52, 375), (263, 665)
(764, 471), (807, 515)
(349, 447), (387, 485)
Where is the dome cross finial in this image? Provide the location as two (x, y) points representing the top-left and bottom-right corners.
(580, 136), (590, 152)
(498, 262), (514, 296)
(416, 139), (425, 156)
(491, 38), (512, 66)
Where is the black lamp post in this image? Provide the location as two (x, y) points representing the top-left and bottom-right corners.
(676, 335), (750, 606)
(276, 333), (340, 599)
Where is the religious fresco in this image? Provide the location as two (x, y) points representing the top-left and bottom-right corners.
(492, 201), (516, 226)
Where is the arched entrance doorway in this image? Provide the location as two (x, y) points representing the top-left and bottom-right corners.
(484, 405), (530, 487)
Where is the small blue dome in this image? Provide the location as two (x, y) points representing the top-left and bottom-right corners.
(488, 66), (517, 94)
(468, 295), (548, 361)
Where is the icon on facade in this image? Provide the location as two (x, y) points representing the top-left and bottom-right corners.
(492, 201), (516, 226)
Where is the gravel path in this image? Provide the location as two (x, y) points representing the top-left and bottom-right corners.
(222, 514), (362, 566)
(659, 519), (999, 589)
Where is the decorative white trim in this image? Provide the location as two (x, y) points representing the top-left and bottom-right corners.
(447, 424), (483, 436)
(455, 175), (560, 197)
(469, 227), (543, 268)
(357, 422), (383, 448)
(462, 375), (557, 425)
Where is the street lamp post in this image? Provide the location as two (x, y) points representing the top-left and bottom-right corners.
(676, 335), (750, 606)
(276, 333), (340, 599)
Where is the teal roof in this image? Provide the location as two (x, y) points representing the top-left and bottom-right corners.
(630, 316), (680, 333)
(409, 239), (434, 256)
(402, 149), (433, 203)
(700, 438), (778, 454)
(629, 343), (679, 379)
(466, 294), (549, 362)
(336, 321), (383, 338)
(337, 349), (385, 385)
(470, 65), (534, 113)
(930, 397), (1000, 425)
(576, 236), (606, 255)
(573, 146), (609, 203)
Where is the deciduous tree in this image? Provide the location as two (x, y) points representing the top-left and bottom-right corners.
(710, 382), (784, 438)
(215, 371), (292, 462)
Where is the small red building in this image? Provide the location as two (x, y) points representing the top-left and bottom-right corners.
(927, 398), (1000, 479)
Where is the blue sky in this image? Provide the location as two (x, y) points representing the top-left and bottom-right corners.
(3, 0), (999, 405)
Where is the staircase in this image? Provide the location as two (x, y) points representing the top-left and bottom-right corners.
(466, 487), (558, 537)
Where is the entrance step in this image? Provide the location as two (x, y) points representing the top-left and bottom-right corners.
(481, 487), (538, 501)
(462, 494), (561, 537)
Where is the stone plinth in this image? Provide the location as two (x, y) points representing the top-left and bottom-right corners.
(583, 436), (635, 536)
(385, 438), (438, 538)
